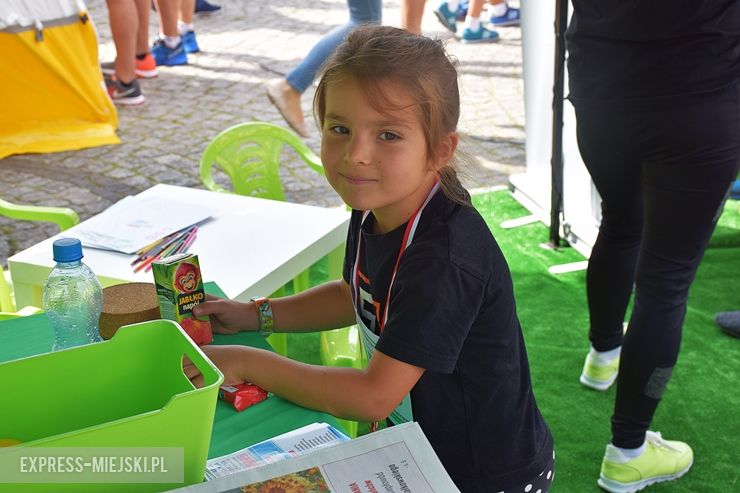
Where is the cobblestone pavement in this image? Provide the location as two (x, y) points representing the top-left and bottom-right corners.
(0, 0), (524, 267)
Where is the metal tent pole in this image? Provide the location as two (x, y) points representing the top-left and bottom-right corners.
(549, 0), (568, 247)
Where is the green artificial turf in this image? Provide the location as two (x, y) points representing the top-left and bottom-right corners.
(285, 191), (740, 491)
(473, 191), (740, 493)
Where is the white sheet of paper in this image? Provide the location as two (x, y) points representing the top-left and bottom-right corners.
(321, 441), (434, 493)
(64, 195), (214, 254)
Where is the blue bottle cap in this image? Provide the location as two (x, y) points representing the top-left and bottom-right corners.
(52, 238), (84, 262)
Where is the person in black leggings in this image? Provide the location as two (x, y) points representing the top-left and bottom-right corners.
(567, 2), (740, 492)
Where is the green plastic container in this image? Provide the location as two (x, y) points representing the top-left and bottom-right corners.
(0, 320), (223, 492)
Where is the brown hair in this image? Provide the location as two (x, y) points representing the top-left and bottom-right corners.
(313, 25), (471, 206)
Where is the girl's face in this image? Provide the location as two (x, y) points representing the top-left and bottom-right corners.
(321, 77), (442, 234)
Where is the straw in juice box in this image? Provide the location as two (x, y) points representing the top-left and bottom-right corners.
(152, 253), (213, 345)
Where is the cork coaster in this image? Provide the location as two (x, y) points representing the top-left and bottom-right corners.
(99, 282), (160, 339)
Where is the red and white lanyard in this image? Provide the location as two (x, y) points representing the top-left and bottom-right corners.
(351, 181), (441, 333)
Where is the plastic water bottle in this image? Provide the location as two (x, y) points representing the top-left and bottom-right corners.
(42, 238), (104, 351)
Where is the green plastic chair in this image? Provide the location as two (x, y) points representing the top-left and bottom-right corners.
(200, 122), (361, 437)
(0, 198), (80, 314)
(200, 121), (323, 201)
(199, 122), (321, 354)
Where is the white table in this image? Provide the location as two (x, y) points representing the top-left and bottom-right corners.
(9, 184), (350, 308)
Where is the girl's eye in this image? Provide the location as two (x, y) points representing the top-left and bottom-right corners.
(379, 131), (400, 141)
(329, 125), (349, 135)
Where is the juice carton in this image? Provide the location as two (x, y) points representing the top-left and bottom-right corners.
(152, 253), (213, 345)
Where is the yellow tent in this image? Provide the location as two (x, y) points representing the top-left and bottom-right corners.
(0, 0), (119, 159)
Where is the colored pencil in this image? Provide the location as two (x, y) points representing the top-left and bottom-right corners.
(130, 231), (177, 265)
(131, 225), (198, 272)
(176, 229), (197, 255)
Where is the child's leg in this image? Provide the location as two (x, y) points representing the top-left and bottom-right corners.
(178, 0), (199, 53)
(103, 0), (146, 104)
(467, 0), (485, 22)
(132, 0), (158, 77)
(488, 0), (520, 26)
(152, 0), (188, 65)
(460, 0), (499, 43)
(133, 0), (150, 56)
(179, 0), (194, 24)
(401, 0), (426, 34)
(154, 0), (179, 39)
(106, 0), (138, 83)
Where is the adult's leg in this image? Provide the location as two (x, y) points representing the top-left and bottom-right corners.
(270, 0), (381, 136)
(611, 87), (740, 447)
(285, 0), (382, 93)
(574, 103), (644, 353)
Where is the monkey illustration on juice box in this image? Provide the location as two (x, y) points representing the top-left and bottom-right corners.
(152, 253), (213, 345)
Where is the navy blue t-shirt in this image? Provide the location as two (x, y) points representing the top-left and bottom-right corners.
(343, 191), (552, 492)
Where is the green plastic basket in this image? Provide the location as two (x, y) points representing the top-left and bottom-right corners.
(0, 320), (223, 492)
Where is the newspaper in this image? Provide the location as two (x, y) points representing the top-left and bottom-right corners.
(171, 422), (459, 493)
(204, 423), (350, 480)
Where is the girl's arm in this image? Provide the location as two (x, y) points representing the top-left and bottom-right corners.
(193, 280), (357, 334)
(185, 345), (424, 422)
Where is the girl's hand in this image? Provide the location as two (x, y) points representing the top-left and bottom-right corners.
(193, 295), (256, 334)
(184, 345), (251, 388)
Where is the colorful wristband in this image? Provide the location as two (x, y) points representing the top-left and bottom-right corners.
(250, 296), (273, 337)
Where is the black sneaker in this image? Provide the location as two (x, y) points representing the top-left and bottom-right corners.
(104, 74), (145, 106)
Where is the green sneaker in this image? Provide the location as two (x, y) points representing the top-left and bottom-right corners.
(598, 432), (693, 493)
(580, 351), (619, 391)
